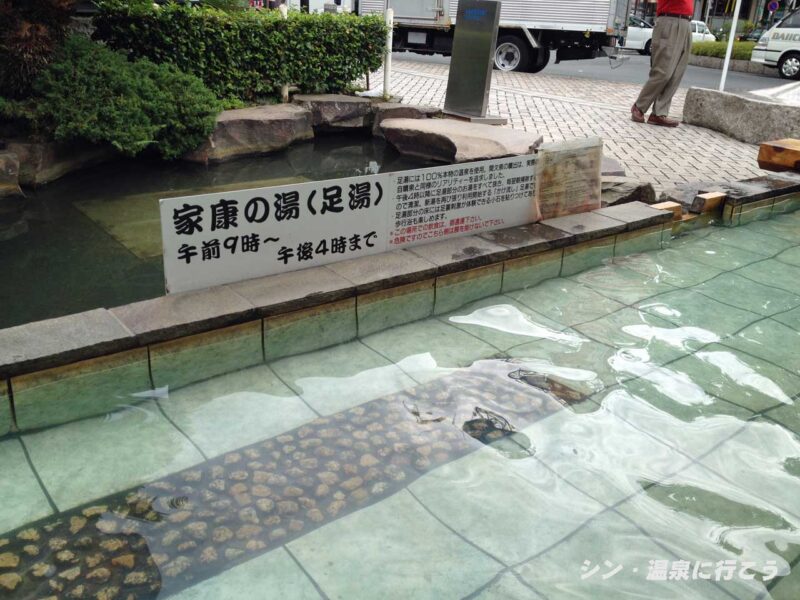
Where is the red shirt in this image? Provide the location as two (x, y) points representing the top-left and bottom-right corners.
(657, 0), (693, 16)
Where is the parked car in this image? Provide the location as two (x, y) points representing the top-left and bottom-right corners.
(743, 27), (767, 42)
(751, 7), (800, 79)
(691, 20), (717, 42)
(623, 15), (654, 55)
(625, 17), (716, 55)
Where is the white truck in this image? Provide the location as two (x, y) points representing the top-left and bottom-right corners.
(751, 7), (800, 80)
(357, 0), (627, 73)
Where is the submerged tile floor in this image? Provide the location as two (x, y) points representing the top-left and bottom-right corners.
(1, 210), (800, 599)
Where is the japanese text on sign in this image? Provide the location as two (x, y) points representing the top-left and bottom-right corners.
(391, 156), (539, 247)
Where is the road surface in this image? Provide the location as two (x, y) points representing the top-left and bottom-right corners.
(394, 51), (780, 94)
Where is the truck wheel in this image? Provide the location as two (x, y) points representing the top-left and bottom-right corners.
(778, 52), (800, 80)
(525, 48), (550, 73)
(494, 35), (530, 72)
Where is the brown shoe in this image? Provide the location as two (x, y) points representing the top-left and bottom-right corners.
(631, 104), (645, 123)
(647, 114), (680, 127)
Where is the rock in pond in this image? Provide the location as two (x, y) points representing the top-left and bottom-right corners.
(371, 103), (441, 137)
(292, 94), (374, 130)
(184, 104), (314, 164)
(0, 152), (27, 241)
(380, 118), (543, 163)
(5, 141), (116, 187)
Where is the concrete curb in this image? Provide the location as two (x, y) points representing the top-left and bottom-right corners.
(688, 53), (777, 77)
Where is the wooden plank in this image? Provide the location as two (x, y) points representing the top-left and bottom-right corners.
(690, 192), (726, 214)
(758, 139), (800, 172)
(651, 201), (682, 221)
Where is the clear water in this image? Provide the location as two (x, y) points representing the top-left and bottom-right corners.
(1, 212), (800, 599)
(0, 135), (432, 329)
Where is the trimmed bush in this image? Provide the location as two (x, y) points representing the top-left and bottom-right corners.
(692, 41), (756, 61)
(92, 4), (387, 103)
(33, 36), (222, 159)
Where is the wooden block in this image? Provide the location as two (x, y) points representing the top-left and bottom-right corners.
(651, 201), (682, 221)
(690, 191), (726, 214)
(758, 139), (800, 172)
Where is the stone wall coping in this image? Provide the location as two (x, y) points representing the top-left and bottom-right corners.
(228, 265), (356, 317)
(477, 223), (573, 260)
(2, 190), (779, 381)
(109, 286), (257, 347)
(0, 309), (137, 379)
(325, 249), (437, 294)
(594, 201), (675, 229)
(659, 174), (800, 210)
(541, 211), (627, 242)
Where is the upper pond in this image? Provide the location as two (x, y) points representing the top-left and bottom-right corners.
(0, 135), (433, 329)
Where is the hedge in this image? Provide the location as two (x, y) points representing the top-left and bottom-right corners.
(691, 41), (756, 61)
(93, 4), (387, 103)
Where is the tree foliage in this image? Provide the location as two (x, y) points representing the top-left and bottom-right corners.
(0, 0), (75, 98)
(34, 36), (222, 159)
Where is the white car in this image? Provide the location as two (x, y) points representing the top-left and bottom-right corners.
(624, 16), (654, 55)
(751, 8), (800, 80)
(624, 16), (716, 55)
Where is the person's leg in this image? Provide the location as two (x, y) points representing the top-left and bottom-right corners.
(652, 19), (692, 116)
(634, 18), (679, 113)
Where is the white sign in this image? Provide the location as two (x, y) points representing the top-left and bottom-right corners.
(389, 156), (539, 247)
(160, 155), (537, 294)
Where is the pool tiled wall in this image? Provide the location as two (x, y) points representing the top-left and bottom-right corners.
(357, 279), (435, 336)
(561, 237), (617, 277)
(501, 248), (564, 293)
(149, 320), (263, 389)
(11, 348), (151, 430)
(434, 264), (503, 315)
(0, 381), (11, 436)
(264, 297), (357, 361)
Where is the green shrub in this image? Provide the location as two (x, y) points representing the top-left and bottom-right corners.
(92, 4), (387, 103)
(33, 36), (222, 159)
(691, 41), (756, 61)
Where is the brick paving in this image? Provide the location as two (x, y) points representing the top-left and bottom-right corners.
(369, 59), (770, 191)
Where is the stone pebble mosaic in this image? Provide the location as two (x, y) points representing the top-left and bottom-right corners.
(0, 360), (584, 599)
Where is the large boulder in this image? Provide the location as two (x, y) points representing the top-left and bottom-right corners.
(184, 104), (314, 164)
(380, 118), (543, 163)
(683, 87), (800, 145)
(371, 103), (441, 137)
(6, 141), (117, 187)
(292, 94), (373, 130)
(601, 176), (656, 206)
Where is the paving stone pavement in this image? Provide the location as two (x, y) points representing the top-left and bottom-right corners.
(369, 60), (771, 192)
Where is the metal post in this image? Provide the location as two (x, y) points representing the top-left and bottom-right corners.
(719, 0), (743, 91)
(280, 3), (290, 102)
(383, 8), (393, 100)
